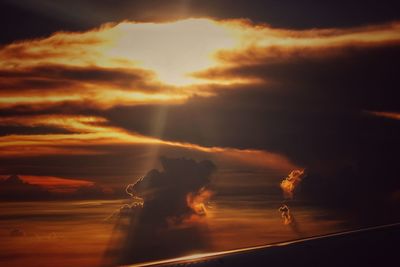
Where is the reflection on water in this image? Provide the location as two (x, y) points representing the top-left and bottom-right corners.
(0, 199), (346, 266)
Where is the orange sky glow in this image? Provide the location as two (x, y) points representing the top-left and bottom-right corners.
(1, 19), (399, 109)
(1, 6), (399, 266)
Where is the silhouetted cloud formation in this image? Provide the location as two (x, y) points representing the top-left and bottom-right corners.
(127, 157), (215, 220)
(117, 157), (216, 265)
(0, 175), (51, 200)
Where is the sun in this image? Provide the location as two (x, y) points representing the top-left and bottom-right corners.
(105, 18), (238, 86)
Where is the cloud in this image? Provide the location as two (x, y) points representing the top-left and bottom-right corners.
(278, 169), (305, 236)
(0, 112), (297, 197)
(1, 17), (399, 227)
(186, 187), (213, 216)
(0, 64), (192, 110)
(0, 174), (51, 200)
(279, 204), (292, 225)
(18, 175), (93, 193)
(0, 64), (154, 91)
(0, 174), (117, 200)
(102, 38), (400, 165)
(278, 204), (303, 236)
(0, 114), (208, 157)
(280, 169), (305, 200)
(366, 111), (400, 121)
(116, 157), (216, 264)
(1, 19), (399, 110)
(0, 114), (298, 180)
(2, 1), (399, 47)
(125, 157), (216, 221)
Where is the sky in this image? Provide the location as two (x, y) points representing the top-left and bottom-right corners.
(1, 0), (400, 265)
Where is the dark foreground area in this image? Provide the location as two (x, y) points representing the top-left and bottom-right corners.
(132, 223), (400, 267)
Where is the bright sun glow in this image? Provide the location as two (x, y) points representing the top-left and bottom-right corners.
(106, 19), (238, 86)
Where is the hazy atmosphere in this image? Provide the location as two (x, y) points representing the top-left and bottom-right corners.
(1, 1), (399, 266)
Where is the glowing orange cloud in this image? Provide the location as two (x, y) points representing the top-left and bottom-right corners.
(214, 21), (400, 64)
(0, 19), (249, 88)
(186, 187), (214, 216)
(1, 19), (399, 110)
(0, 114), (178, 156)
(280, 169), (305, 199)
(0, 114), (296, 174)
(279, 204), (292, 225)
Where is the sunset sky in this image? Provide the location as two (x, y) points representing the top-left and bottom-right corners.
(1, 1), (400, 266)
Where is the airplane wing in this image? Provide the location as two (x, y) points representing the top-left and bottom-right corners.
(127, 222), (400, 267)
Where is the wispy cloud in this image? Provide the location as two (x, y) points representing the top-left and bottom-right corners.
(366, 111), (400, 120)
(0, 114), (296, 178)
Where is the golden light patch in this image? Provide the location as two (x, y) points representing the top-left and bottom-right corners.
(186, 188), (213, 216)
(106, 19), (238, 86)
